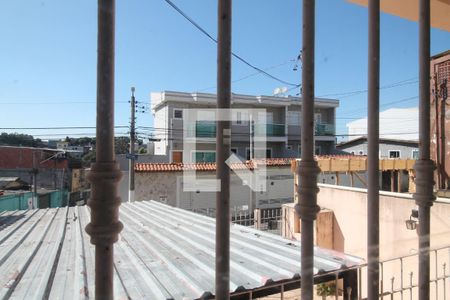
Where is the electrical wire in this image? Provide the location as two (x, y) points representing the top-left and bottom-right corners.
(162, 0), (299, 88)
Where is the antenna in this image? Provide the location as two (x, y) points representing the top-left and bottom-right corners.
(273, 87), (288, 97)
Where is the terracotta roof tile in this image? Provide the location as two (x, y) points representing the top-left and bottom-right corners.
(135, 156), (363, 172)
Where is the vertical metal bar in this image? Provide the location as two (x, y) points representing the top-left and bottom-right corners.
(129, 87), (136, 202)
(381, 262), (384, 298)
(295, 0), (320, 299)
(391, 277), (395, 300)
(335, 273), (339, 300)
(358, 267), (362, 300)
(401, 258), (404, 300)
(409, 272), (414, 300)
(414, 1), (436, 300)
(367, 0), (380, 299)
(281, 284), (284, 300)
(215, 0), (231, 298)
(435, 250), (438, 300)
(443, 263), (447, 300)
(85, 1), (123, 299)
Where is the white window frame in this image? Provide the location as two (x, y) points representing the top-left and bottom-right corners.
(173, 109), (183, 119)
(314, 113), (322, 125)
(233, 111), (243, 125)
(388, 150), (401, 159)
(287, 111), (301, 126)
(411, 149), (419, 159)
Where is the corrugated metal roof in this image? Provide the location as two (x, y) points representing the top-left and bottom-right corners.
(0, 201), (363, 299)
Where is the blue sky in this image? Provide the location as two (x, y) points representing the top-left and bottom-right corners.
(0, 0), (449, 141)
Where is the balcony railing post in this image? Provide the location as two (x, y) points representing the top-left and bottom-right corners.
(294, 0), (320, 299)
(414, 1), (436, 299)
(367, 0), (380, 299)
(85, 1), (123, 299)
(215, 0), (232, 299)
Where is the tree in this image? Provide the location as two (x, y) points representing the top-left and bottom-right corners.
(114, 136), (130, 154)
(0, 132), (35, 146)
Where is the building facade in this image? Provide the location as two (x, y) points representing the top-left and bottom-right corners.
(337, 137), (419, 159)
(151, 91), (339, 162)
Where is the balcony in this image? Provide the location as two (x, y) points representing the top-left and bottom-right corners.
(315, 123), (335, 136)
(187, 121), (216, 138)
(187, 122), (286, 138)
(254, 123), (285, 137)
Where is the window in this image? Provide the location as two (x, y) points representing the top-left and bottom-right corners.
(233, 111), (248, 125)
(314, 113), (322, 124)
(173, 109), (183, 119)
(412, 149), (419, 159)
(231, 148), (238, 154)
(287, 111), (301, 125)
(359, 150), (364, 155)
(192, 151), (216, 163)
(315, 145), (322, 155)
(286, 145), (292, 150)
(389, 150), (400, 158)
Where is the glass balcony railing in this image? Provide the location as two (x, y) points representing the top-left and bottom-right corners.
(187, 122), (287, 138)
(254, 123), (285, 137)
(315, 123), (335, 136)
(187, 121), (216, 138)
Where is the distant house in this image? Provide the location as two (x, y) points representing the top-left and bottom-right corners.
(346, 107), (418, 141)
(151, 91), (339, 162)
(0, 146), (69, 190)
(134, 158), (295, 211)
(337, 137), (419, 159)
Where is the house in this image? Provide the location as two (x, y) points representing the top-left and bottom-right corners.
(0, 146), (70, 191)
(134, 158), (295, 211)
(151, 91), (339, 162)
(430, 50), (450, 191)
(337, 137), (419, 159)
(346, 107), (418, 141)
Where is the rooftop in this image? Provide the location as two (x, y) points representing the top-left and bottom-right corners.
(0, 201), (363, 299)
(151, 90), (340, 111)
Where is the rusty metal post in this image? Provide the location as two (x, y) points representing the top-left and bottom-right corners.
(367, 0), (380, 299)
(85, 1), (123, 299)
(414, 0), (436, 299)
(215, 0), (232, 298)
(294, 0), (320, 299)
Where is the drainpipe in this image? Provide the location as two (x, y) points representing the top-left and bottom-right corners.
(295, 0), (320, 299)
(85, 1), (123, 299)
(215, 0), (231, 299)
(367, 0), (380, 299)
(414, 0), (436, 299)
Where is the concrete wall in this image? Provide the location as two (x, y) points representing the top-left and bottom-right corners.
(316, 184), (450, 259)
(283, 184), (450, 298)
(134, 166), (295, 210)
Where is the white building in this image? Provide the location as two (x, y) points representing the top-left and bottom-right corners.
(346, 107), (418, 141)
(151, 91), (339, 162)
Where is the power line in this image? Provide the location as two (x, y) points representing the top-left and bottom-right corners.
(0, 100), (130, 105)
(317, 77), (418, 99)
(0, 126), (129, 130)
(163, 0), (300, 88)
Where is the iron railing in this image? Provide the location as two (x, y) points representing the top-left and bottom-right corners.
(189, 207), (283, 235)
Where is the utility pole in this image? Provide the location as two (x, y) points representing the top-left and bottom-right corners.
(129, 87), (136, 203)
(32, 150), (38, 209)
